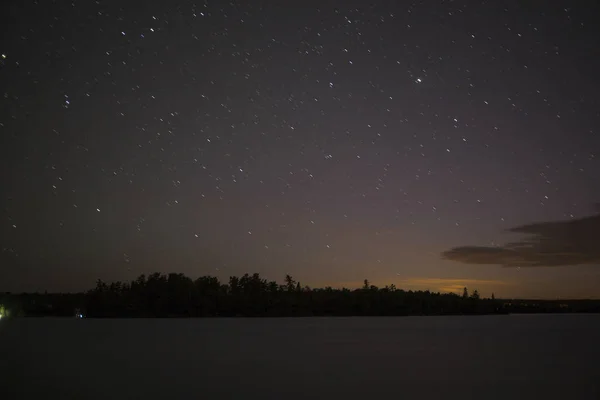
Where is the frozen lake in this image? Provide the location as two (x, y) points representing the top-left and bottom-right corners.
(1, 315), (599, 399)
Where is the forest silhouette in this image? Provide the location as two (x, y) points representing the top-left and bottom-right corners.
(2, 272), (599, 317)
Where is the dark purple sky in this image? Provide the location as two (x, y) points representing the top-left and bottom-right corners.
(1, 0), (600, 298)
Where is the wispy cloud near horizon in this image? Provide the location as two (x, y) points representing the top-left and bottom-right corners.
(442, 210), (600, 268)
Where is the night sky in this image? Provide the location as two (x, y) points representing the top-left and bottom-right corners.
(1, 1), (600, 298)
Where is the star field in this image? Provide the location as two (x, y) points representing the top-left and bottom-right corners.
(1, 0), (600, 297)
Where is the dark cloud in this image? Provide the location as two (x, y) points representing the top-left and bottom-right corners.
(442, 211), (600, 267)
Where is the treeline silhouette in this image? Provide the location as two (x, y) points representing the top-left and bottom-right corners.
(2, 272), (600, 318)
